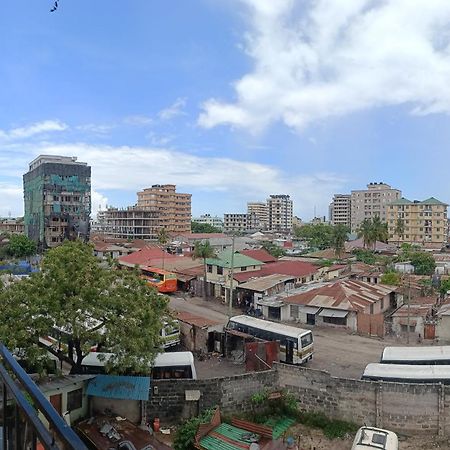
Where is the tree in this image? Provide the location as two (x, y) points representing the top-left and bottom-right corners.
(410, 251), (436, 275)
(191, 221), (222, 234)
(0, 240), (168, 374)
(380, 271), (401, 286)
(371, 216), (389, 245)
(158, 228), (170, 269)
(6, 234), (37, 258)
(394, 218), (405, 247)
(357, 219), (373, 249)
(192, 240), (216, 300)
(261, 242), (285, 258)
(331, 225), (349, 258)
(294, 223), (333, 250)
(440, 279), (450, 296)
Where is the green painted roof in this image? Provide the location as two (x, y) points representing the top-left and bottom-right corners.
(388, 197), (412, 206)
(206, 250), (263, 268)
(389, 197), (448, 207)
(200, 423), (258, 450)
(264, 417), (295, 439)
(420, 197), (448, 206)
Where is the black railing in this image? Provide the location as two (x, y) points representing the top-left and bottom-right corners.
(0, 344), (88, 449)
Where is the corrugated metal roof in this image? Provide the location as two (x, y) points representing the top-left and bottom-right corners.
(87, 375), (150, 401)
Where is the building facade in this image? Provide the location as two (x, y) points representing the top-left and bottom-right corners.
(223, 213), (248, 233)
(192, 214), (223, 230)
(137, 184), (191, 234)
(267, 194), (293, 232)
(0, 217), (25, 235)
(23, 155), (91, 249)
(387, 197), (448, 249)
(96, 184), (191, 240)
(247, 202), (269, 230)
(350, 182), (401, 232)
(329, 194), (351, 228)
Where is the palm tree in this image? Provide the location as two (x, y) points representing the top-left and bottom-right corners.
(394, 218), (405, 248)
(192, 240), (216, 300)
(371, 216), (389, 248)
(331, 225), (349, 259)
(157, 228), (170, 269)
(357, 219), (373, 249)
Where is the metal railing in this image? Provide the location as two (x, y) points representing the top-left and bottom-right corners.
(0, 344), (88, 450)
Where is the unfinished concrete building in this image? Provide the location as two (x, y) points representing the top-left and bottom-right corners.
(23, 155), (91, 249)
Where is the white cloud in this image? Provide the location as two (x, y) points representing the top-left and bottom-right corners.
(91, 190), (109, 218)
(76, 123), (114, 134)
(158, 98), (187, 120)
(123, 115), (153, 126)
(0, 183), (23, 217)
(0, 120), (68, 141)
(199, 0), (450, 131)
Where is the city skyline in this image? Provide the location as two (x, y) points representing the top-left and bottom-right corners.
(2, 1), (450, 219)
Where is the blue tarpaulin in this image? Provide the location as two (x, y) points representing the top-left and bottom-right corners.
(87, 375), (150, 401)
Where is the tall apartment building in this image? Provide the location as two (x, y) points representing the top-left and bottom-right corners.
(387, 197), (448, 249)
(137, 184), (191, 233)
(247, 201), (269, 230)
(223, 213), (248, 233)
(192, 214), (223, 230)
(351, 182), (401, 232)
(329, 194), (351, 228)
(97, 184), (191, 240)
(267, 194), (293, 232)
(23, 155), (91, 249)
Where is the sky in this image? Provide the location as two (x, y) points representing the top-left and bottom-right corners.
(1, 0), (450, 220)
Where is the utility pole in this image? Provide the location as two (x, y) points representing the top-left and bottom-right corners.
(228, 233), (235, 317)
(407, 271), (412, 345)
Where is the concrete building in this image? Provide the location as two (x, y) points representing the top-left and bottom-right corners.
(350, 182), (401, 232)
(192, 214), (223, 230)
(329, 194), (351, 227)
(387, 197), (448, 249)
(223, 213), (248, 233)
(96, 184), (191, 240)
(0, 217), (25, 235)
(137, 184), (191, 234)
(247, 202), (269, 230)
(23, 155), (91, 249)
(267, 194), (293, 232)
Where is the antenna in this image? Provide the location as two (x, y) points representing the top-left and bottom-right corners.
(314, 205), (316, 218)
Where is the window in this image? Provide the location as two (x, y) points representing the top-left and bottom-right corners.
(370, 304), (374, 314)
(322, 316), (346, 326)
(290, 305), (299, 318)
(217, 266), (223, 275)
(240, 266), (247, 271)
(300, 333), (313, 347)
(67, 388), (83, 411)
(207, 265), (213, 273)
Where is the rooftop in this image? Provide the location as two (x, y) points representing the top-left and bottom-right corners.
(239, 249), (277, 263)
(206, 250), (263, 269)
(118, 247), (175, 268)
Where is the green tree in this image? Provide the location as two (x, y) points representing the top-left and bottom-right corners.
(6, 234), (37, 258)
(331, 225), (349, 258)
(157, 228), (170, 269)
(380, 271), (401, 286)
(294, 223), (333, 250)
(353, 249), (377, 264)
(191, 221), (222, 234)
(394, 218), (405, 247)
(0, 240), (168, 374)
(261, 241), (285, 258)
(440, 279), (450, 296)
(192, 240), (216, 300)
(357, 219), (374, 249)
(371, 216), (389, 244)
(410, 251), (436, 275)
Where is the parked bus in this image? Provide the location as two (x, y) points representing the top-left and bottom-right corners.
(380, 346), (450, 365)
(362, 363), (450, 384)
(80, 351), (197, 379)
(141, 266), (177, 293)
(227, 315), (313, 364)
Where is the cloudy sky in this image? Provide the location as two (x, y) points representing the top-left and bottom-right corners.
(1, 0), (450, 219)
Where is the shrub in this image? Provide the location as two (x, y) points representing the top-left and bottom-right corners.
(173, 408), (215, 450)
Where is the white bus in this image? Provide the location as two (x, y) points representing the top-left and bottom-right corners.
(381, 346), (450, 365)
(80, 351), (197, 379)
(362, 363), (450, 384)
(227, 315), (313, 364)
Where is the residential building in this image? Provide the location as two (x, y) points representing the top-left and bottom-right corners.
(223, 213), (248, 233)
(0, 217), (25, 235)
(95, 184), (191, 240)
(137, 184), (191, 234)
(350, 182), (401, 232)
(387, 197), (448, 249)
(267, 194), (293, 232)
(247, 202), (269, 230)
(329, 194), (351, 227)
(192, 214), (223, 230)
(23, 155), (91, 249)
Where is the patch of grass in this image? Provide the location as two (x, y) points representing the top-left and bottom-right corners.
(298, 411), (358, 439)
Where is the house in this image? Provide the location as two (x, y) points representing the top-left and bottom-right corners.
(170, 233), (249, 254)
(345, 238), (397, 254)
(281, 280), (399, 337)
(118, 246), (176, 268)
(436, 301), (450, 342)
(390, 299), (435, 339)
(322, 264), (348, 281)
(177, 311), (224, 353)
(304, 248), (353, 261)
(239, 248), (277, 264)
(349, 262), (383, 284)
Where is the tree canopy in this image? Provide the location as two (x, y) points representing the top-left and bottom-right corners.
(191, 221), (222, 234)
(5, 234), (37, 258)
(261, 241), (285, 258)
(0, 240), (169, 374)
(356, 217), (389, 249)
(331, 225), (349, 258)
(294, 223), (334, 250)
(410, 251), (436, 276)
(380, 271), (401, 286)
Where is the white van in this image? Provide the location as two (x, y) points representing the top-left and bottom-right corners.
(351, 426), (398, 450)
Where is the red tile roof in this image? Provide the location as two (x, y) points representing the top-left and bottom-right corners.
(284, 279), (396, 313)
(234, 260), (318, 283)
(239, 249), (277, 263)
(118, 247), (175, 267)
(172, 233), (226, 240)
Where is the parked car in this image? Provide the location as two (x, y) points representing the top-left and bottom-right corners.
(351, 426), (398, 450)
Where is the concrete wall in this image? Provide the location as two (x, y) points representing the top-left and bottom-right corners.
(91, 397), (141, 423)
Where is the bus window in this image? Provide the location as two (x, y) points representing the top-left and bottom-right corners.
(300, 333), (313, 348)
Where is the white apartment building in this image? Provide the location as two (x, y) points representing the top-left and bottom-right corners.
(247, 201), (269, 230)
(267, 194), (293, 232)
(223, 213), (248, 233)
(329, 194), (351, 228)
(350, 182), (401, 232)
(192, 214), (223, 230)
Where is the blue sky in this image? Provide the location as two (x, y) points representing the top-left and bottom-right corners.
(1, 0), (450, 220)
